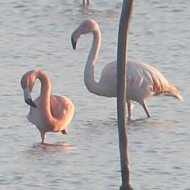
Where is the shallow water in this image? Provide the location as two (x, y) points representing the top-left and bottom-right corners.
(0, 1), (189, 189)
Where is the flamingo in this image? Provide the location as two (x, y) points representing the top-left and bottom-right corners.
(71, 19), (183, 120)
(21, 70), (75, 144)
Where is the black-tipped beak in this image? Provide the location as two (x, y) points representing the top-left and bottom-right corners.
(71, 36), (76, 50)
(25, 98), (37, 108)
(23, 87), (37, 108)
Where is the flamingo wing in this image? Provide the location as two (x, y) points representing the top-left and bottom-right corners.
(50, 95), (74, 121)
(127, 59), (182, 100)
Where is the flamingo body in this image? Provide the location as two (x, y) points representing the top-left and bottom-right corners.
(21, 70), (74, 143)
(71, 19), (182, 119)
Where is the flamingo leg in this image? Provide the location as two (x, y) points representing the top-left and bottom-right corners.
(142, 102), (151, 118)
(83, 0), (89, 6)
(127, 101), (132, 121)
(41, 132), (46, 144)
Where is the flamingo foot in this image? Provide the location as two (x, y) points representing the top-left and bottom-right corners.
(61, 129), (67, 135)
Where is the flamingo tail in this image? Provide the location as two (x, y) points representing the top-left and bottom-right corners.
(167, 84), (183, 101)
(154, 84), (183, 101)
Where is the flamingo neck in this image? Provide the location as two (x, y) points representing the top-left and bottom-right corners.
(84, 27), (104, 96)
(37, 71), (52, 120)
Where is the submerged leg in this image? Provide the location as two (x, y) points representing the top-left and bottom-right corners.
(41, 132), (46, 144)
(142, 102), (151, 118)
(82, 0), (89, 6)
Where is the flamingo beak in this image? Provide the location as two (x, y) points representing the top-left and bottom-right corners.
(71, 36), (77, 50)
(23, 87), (37, 108)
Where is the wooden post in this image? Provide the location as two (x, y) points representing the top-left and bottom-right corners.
(117, 0), (134, 189)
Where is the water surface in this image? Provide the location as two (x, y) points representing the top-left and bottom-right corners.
(0, 1), (189, 189)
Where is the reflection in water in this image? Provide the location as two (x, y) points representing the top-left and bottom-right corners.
(129, 116), (180, 128)
(28, 142), (76, 155)
(33, 141), (76, 150)
(0, 0), (189, 189)
(22, 142), (77, 165)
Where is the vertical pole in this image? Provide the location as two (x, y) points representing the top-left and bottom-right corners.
(117, 0), (134, 190)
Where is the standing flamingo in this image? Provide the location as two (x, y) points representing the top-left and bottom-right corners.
(21, 70), (75, 144)
(71, 19), (182, 120)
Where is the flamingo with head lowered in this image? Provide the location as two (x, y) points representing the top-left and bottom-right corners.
(71, 19), (182, 120)
(21, 70), (75, 144)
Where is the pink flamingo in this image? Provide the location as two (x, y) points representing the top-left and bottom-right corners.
(71, 19), (182, 120)
(21, 70), (75, 144)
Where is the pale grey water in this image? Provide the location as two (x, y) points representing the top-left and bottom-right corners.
(0, 1), (189, 190)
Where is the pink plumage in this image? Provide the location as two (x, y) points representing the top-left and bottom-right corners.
(71, 19), (182, 119)
(21, 70), (75, 144)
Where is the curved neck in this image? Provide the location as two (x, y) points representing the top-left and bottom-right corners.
(84, 27), (103, 95)
(37, 71), (52, 120)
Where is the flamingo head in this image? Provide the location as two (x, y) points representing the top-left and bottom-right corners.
(71, 19), (99, 50)
(21, 70), (37, 108)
